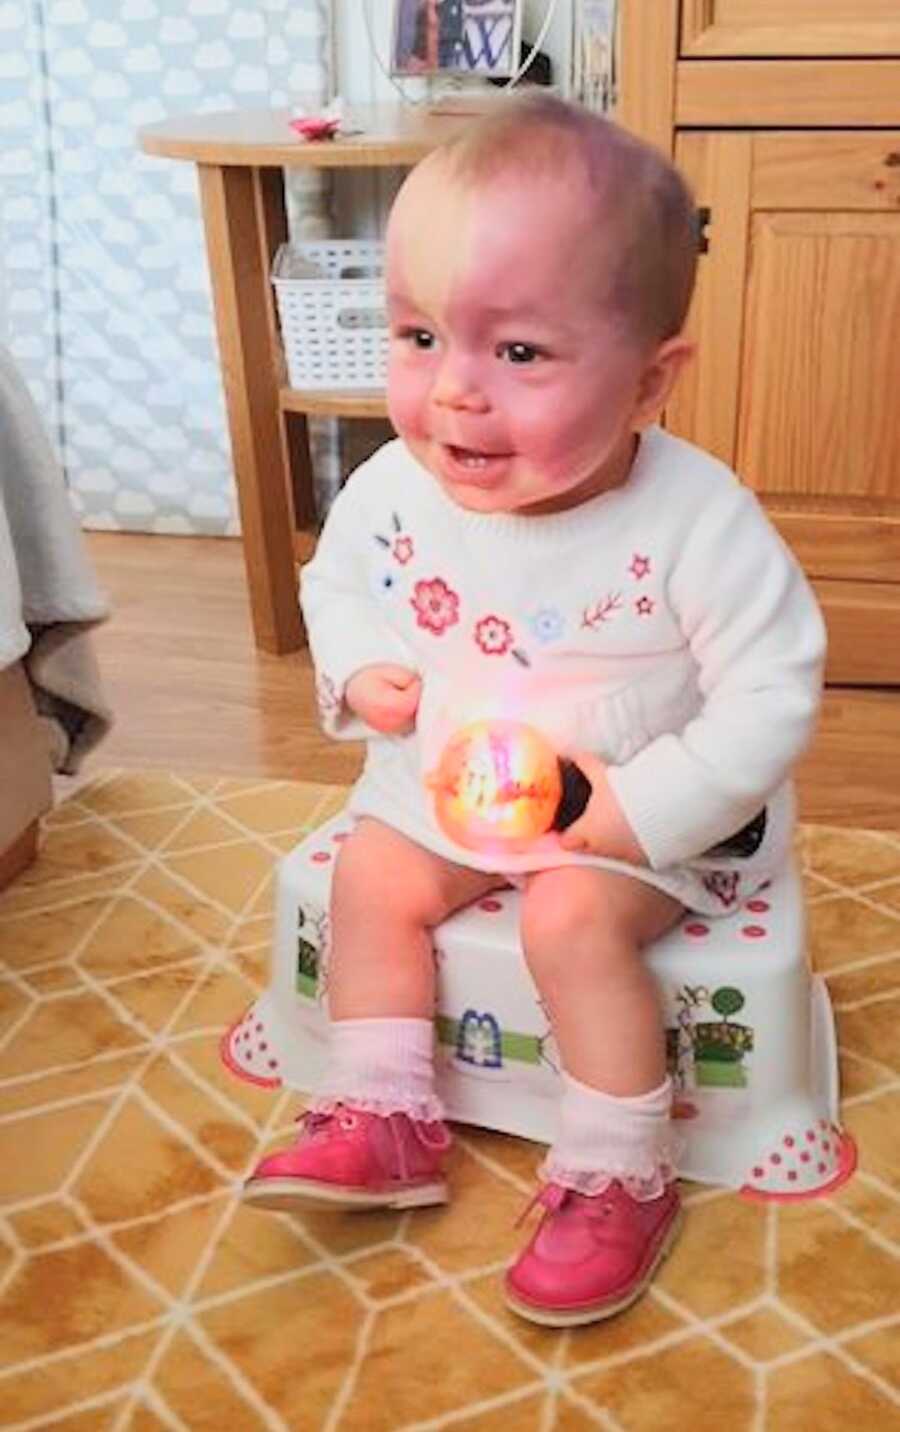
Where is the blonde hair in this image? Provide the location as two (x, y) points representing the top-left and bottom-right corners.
(423, 93), (697, 345)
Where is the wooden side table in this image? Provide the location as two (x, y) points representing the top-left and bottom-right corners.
(138, 105), (473, 654)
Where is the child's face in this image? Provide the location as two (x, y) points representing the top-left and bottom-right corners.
(386, 167), (680, 516)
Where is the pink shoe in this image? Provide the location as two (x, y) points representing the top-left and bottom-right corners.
(242, 1105), (452, 1212)
(504, 1180), (683, 1327)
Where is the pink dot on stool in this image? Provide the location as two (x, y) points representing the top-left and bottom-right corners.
(771, 1154), (782, 1165)
(742, 925), (766, 938)
(753, 1167), (764, 1179)
(747, 899), (770, 913)
(685, 922), (709, 937)
(479, 899), (503, 913)
(311, 851), (331, 863)
(788, 1171), (798, 1182)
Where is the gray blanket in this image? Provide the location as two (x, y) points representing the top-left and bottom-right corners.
(0, 345), (112, 772)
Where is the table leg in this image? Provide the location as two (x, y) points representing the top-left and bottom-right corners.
(197, 162), (304, 653)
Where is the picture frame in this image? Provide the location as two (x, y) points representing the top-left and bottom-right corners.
(391, 0), (523, 81)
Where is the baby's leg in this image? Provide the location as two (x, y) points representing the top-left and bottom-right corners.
(243, 818), (501, 1212)
(521, 866), (682, 1096)
(506, 868), (684, 1326)
(327, 816), (502, 1019)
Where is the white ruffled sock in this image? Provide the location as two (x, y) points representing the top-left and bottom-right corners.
(311, 1016), (444, 1124)
(540, 1072), (681, 1202)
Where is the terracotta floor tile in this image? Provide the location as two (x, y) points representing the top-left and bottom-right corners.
(658, 1195), (769, 1319)
(0, 1244), (163, 1364)
(804, 828), (900, 888)
(346, 1246), (436, 1304)
(573, 1334), (756, 1430)
(130, 868), (233, 945)
(111, 1195), (233, 1299)
(7, 1199), (87, 1249)
(2, 775), (897, 1431)
(441, 1391), (548, 1430)
(170, 964), (260, 1035)
(72, 1093), (225, 1225)
(0, 988), (139, 1080)
(838, 997), (900, 1073)
(144, 1038), (275, 1147)
(808, 898), (900, 973)
(161, 808), (250, 854)
(77, 772), (194, 816)
(197, 1272), (365, 1426)
(338, 1287), (537, 1432)
(79, 896), (209, 979)
(0, 897), (113, 972)
(0, 977), (30, 1039)
(0, 1051), (145, 1116)
(777, 1199), (900, 1335)
(162, 843), (275, 918)
(766, 1350), (900, 1430)
(841, 1324), (900, 1391)
(112, 807), (200, 851)
(1, 1098), (118, 1206)
(829, 954), (900, 1006)
(193, 1203), (317, 1301)
(844, 1092), (900, 1186)
(405, 1145), (527, 1273)
(215, 782), (336, 836)
(720, 1305), (811, 1362)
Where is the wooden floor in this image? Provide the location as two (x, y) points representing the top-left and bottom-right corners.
(85, 532), (900, 830)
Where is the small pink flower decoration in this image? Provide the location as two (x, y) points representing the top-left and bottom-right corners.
(410, 577), (460, 635)
(393, 535), (414, 565)
(635, 595), (655, 617)
(629, 553), (651, 580)
(474, 615), (514, 656)
(289, 116), (340, 142)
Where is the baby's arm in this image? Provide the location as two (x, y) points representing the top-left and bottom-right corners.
(588, 486), (826, 870)
(301, 476), (419, 740)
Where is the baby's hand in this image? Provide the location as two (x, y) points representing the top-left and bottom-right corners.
(557, 750), (648, 866)
(344, 664), (422, 735)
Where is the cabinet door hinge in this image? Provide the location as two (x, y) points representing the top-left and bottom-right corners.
(696, 206), (711, 254)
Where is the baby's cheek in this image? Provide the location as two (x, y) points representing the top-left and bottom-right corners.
(387, 364), (429, 441)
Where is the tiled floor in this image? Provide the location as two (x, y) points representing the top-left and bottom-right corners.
(0, 771), (898, 1431)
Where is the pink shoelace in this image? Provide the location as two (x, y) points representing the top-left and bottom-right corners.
(298, 1106), (451, 1181)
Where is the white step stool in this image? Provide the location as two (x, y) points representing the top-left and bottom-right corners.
(222, 812), (857, 1201)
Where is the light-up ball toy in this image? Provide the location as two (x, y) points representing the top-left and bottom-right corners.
(426, 720), (592, 852)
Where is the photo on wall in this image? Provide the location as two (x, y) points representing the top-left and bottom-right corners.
(392, 0), (523, 79)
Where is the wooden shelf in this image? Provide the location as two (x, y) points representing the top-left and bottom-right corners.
(279, 387), (389, 420)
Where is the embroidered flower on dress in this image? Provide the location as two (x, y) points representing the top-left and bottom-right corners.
(527, 608), (565, 644)
(635, 595), (655, 617)
(702, 871), (741, 908)
(629, 553), (652, 580)
(410, 577), (460, 634)
(392, 535), (414, 565)
(581, 593), (623, 628)
(474, 615), (514, 656)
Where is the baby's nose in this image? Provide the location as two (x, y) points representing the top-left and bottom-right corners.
(431, 356), (490, 412)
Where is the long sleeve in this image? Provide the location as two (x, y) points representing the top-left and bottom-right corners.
(300, 471), (417, 740)
(606, 484), (826, 869)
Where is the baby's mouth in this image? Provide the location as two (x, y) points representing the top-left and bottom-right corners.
(445, 444), (509, 468)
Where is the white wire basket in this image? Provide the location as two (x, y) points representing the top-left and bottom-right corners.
(272, 240), (388, 391)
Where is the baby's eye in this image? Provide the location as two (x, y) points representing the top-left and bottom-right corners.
(397, 326), (436, 351)
(497, 341), (542, 365)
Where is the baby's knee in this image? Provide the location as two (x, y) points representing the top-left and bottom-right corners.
(521, 879), (638, 987)
(332, 821), (451, 928)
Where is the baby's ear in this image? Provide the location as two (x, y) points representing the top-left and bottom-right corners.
(634, 335), (694, 426)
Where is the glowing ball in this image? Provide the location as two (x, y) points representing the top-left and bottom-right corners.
(427, 720), (563, 851)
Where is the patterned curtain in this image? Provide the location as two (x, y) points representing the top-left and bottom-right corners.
(0, 0), (332, 535)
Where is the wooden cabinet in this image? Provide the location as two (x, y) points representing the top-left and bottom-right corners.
(619, 3), (900, 688)
(680, 0), (900, 57)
